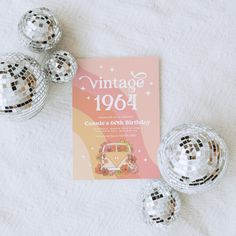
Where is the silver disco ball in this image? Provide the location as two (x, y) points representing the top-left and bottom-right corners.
(0, 53), (48, 120)
(141, 180), (181, 227)
(44, 50), (77, 83)
(158, 123), (228, 194)
(18, 7), (62, 52)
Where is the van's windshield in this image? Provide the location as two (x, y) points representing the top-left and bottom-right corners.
(103, 143), (130, 153)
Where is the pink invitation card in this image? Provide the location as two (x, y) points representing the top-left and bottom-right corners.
(73, 57), (160, 179)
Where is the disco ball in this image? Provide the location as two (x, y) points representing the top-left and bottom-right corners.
(141, 180), (181, 226)
(18, 7), (62, 52)
(0, 53), (48, 120)
(44, 50), (77, 83)
(158, 123), (228, 194)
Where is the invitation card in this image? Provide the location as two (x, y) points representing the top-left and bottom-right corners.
(73, 57), (160, 179)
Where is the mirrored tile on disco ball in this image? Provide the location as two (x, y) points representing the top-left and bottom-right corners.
(0, 53), (48, 120)
(158, 123), (228, 194)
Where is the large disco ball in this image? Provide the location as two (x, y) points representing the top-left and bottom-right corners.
(18, 7), (62, 52)
(141, 180), (181, 226)
(0, 53), (48, 120)
(158, 123), (228, 194)
(44, 50), (77, 83)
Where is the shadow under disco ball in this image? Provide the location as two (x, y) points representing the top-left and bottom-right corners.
(158, 123), (228, 194)
(0, 53), (48, 120)
(141, 180), (181, 227)
(18, 7), (62, 52)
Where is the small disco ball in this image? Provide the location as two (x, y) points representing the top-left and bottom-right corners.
(158, 123), (228, 194)
(18, 7), (62, 52)
(141, 180), (181, 227)
(44, 50), (77, 83)
(0, 53), (48, 120)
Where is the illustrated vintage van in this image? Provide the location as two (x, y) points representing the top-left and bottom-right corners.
(96, 142), (138, 175)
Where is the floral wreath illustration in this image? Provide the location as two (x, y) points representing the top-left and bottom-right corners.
(95, 140), (138, 176)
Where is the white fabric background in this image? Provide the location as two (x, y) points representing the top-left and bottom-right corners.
(0, 0), (235, 235)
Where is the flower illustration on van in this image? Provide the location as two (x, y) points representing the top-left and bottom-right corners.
(95, 140), (138, 176)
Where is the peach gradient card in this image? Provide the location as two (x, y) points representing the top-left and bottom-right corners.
(73, 57), (160, 179)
